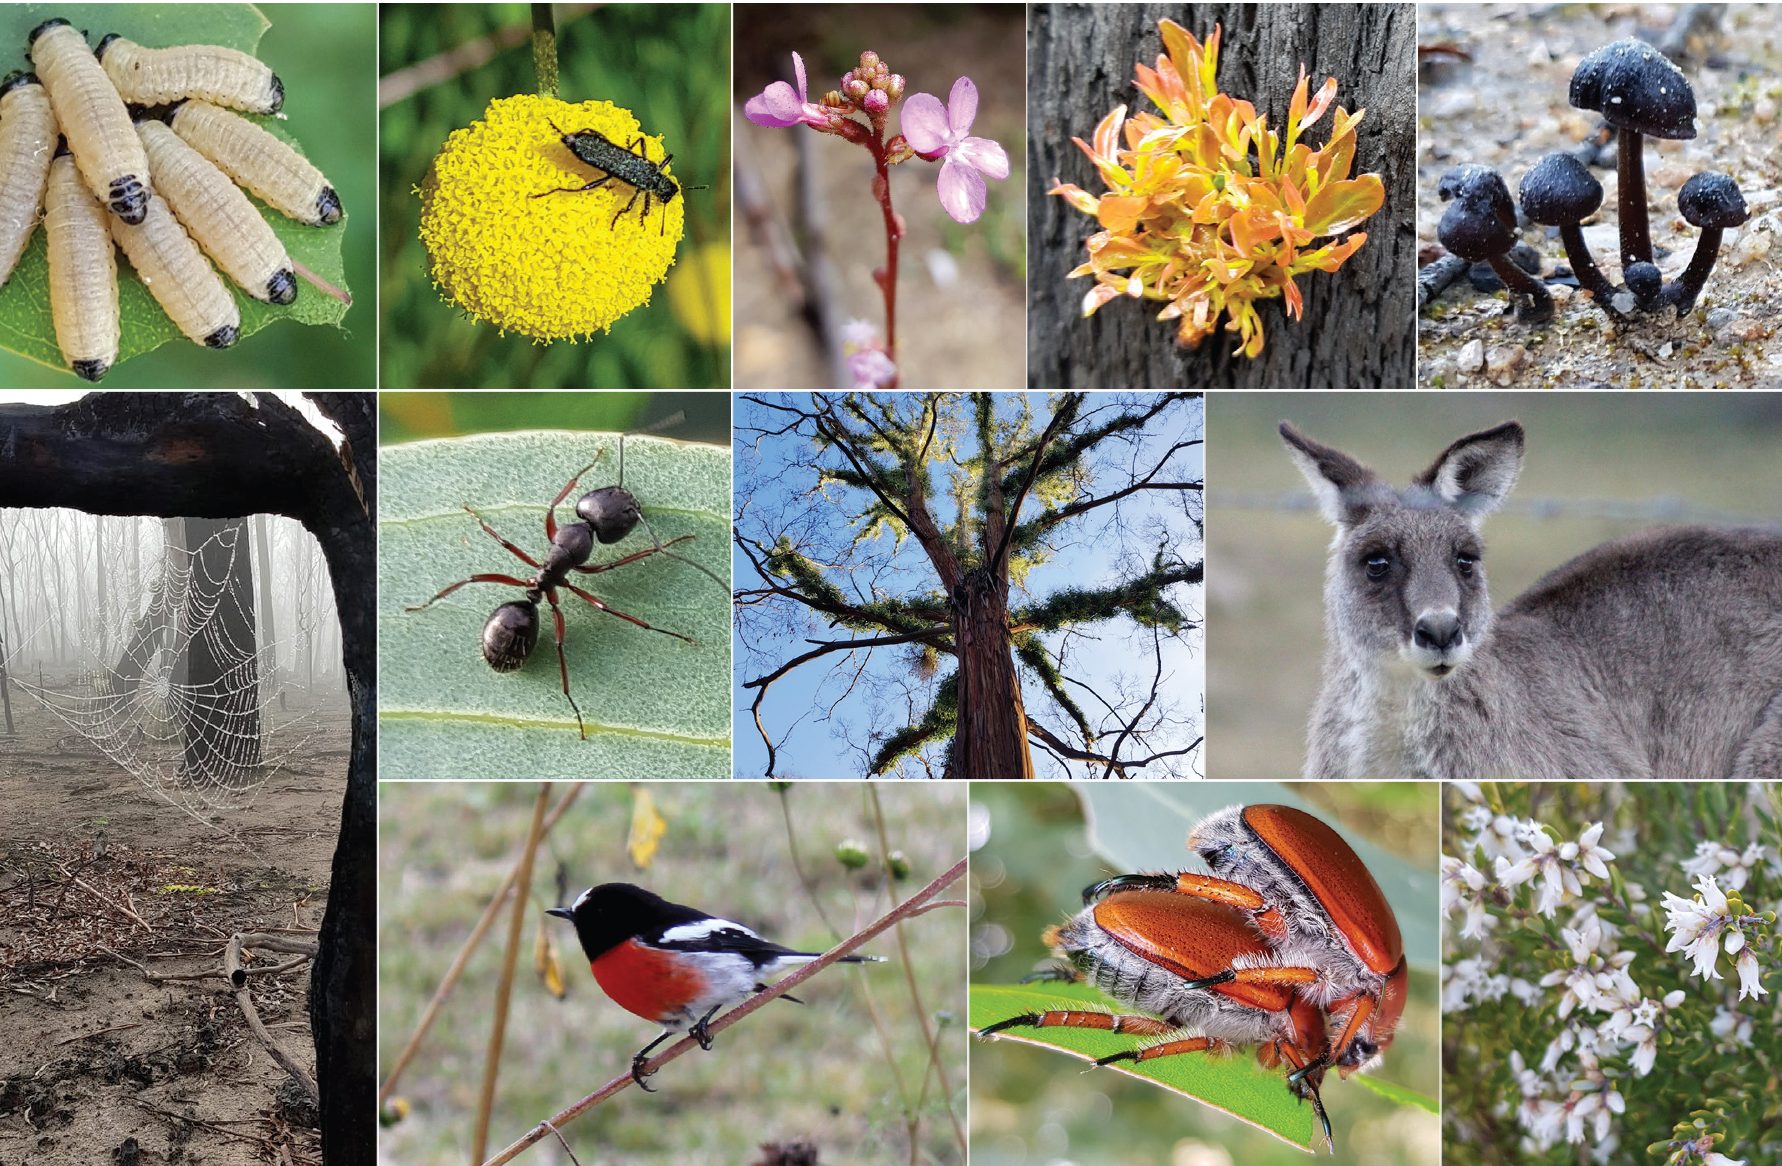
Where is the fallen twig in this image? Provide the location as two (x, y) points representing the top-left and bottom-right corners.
(227, 932), (321, 1103)
(475, 854), (968, 1166)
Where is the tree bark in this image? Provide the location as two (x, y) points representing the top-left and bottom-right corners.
(1027, 3), (1417, 390)
(0, 391), (374, 1166)
(255, 513), (279, 688)
(949, 568), (1034, 779)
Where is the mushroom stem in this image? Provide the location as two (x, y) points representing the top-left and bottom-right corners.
(1556, 223), (1617, 303)
(1485, 253), (1554, 324)
(1663, 226), (1724, 315)
(1617, 129), (1652, 266)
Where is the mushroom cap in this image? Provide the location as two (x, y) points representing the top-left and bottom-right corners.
(1519, 153), (1604, 224)
(1437, 167), (1517, 260)
(1569, 38), (1697, 139)
(1624, 261), (1662, 301)
(1678, 171), (1749, 229)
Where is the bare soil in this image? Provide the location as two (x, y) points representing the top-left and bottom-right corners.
(1418, 3), (1782, 388)
(0, 683), (350, 1166)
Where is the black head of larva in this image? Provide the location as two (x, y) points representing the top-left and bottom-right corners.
(205, 324), (240, 350)
(268, 73), (285, 114)
(0, 72), (38, 97)
(93, 33), (120, 61)
(54, 135), (69, 159)
(72, 359), (109, 383)
(26, 18), (72, 50)
(267, 268), (297, 305)
(109, 176), (148, 225)
(316, 186), (342, 225)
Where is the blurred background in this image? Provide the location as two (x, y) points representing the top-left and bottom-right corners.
(379, 390), (729, 445)
(970, 781), (1440, 1166)
(0, 3), (376, 389)
(1206, 393), (1782, 776)
(380, 4), (729, 389)
(734, 5), (1025, 390)
(378, 781), (967, 1165)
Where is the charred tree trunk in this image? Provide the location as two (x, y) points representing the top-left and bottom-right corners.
(0, 392), (375, 1166)
(93, 516), (107, 653)
(177, 517), (261, 771)
(949, 568), (1034, 779)
(1027, 3), (1417, 390)
(255, 514), (278, 691)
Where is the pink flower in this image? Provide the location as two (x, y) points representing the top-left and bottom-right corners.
(900, 76), (1008, 223)
(745, 52), (827, 129)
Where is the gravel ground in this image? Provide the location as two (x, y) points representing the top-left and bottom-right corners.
(1417, 3), (1782, 388)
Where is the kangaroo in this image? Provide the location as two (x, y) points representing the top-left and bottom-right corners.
(1281, 420), (1782, 780)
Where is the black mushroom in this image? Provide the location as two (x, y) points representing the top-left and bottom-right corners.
(1665, 171), (1749, 314)
(1437, 165), (1553, 325)
(1519, 152), (1617, 305)
(1569, 38), (1697, 275)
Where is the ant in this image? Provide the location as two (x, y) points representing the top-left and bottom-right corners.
(405, 436), (724, 738)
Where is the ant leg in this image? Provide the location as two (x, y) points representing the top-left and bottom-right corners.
(462, 504), (540, 568)
(560, 581), (693, 643)
(570, 534), (696, 575)
(545, 456), (606, 540)
(542, 589), (587, 739)
(405, 573), (531, 612)
(532, 175), (614, 199)
(609, 187), (642, 230)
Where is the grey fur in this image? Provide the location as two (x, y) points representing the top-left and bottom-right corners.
(1282, 421), (1782, 780)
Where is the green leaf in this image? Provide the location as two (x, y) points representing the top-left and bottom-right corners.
(1350, 1072), (1438, 1113)
(970, 980), (1320, 1152)
(377, 430), (731, 779)
(0, 3), (350, 379)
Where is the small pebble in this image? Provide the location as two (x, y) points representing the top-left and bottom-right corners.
(1755, 97), (1777, 125)
(1486, 344), (1527, 384)
(1731, 230), (1771, 267)
(1457, 338), (1485, 371)
(1706, 308), (1736, 331)
(1550, 283), (1575, 304)
(1657, 341), (1674, 359)
(1611, 292), (1637, 315)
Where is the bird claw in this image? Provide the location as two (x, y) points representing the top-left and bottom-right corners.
(630, 1056), (658, 1092)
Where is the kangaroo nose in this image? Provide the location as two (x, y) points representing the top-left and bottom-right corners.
(1414, 613), (1462, 652)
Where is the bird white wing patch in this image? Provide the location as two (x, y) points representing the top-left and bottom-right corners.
(659, 918), (758, 944)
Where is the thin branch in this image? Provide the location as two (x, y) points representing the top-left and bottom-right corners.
(529, 4), (558, 98)
(475, 856), (969, 1166)
(990, 393), (1080, 573)
(471, 785), (553, 1165)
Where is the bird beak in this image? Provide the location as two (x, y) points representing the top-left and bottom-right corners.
(546, 907), (573, 919)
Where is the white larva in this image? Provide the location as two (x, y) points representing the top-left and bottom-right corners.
(138, 119), (295, 304)
(27, 19), (149, 223)
(110, 194), (240, 349)
(0, 74), (57, 288)
(44, 147), (118, 381)
(96, 35), (283, 116)
(169, 100), (340, 227)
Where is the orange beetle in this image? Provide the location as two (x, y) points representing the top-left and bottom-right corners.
(981, 891), (1335, 1147)
(1095, 804), (1408, 1075)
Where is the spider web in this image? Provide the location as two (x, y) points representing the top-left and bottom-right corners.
(9, 518), (322, 820)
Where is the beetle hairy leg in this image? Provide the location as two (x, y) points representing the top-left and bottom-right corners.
(979, 1009), (1176, 1040)
(531, 174), (613, 199)
(1095, 1035), (1222, 1066)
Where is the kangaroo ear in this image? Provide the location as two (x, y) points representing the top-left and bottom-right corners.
(1416, 422), (1525, 517)
(1280, 422), (1379, 525)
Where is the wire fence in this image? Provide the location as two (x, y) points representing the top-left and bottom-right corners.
(1212, 491), (1781, 529)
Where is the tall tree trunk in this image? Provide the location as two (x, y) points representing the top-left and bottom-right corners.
(178, 517), (261, 772)
(1027, 3), (1416, 390)
(949, 567), (1034, 779)
(255, 514), (278, 687)
(93, 516), (108, 653)
(0, 392), (375, 1166)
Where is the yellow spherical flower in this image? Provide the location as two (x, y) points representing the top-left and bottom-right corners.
(418, 94), (684, 342)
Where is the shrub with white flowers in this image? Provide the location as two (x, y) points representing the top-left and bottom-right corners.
(1443, 783), (1779, 1166)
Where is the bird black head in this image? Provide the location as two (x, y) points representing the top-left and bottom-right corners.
(547, 882), (708, 962)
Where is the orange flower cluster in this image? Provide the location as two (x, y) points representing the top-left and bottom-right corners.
(1051, 21), (1385, 358)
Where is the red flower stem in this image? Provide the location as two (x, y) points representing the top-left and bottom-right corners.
(869, 132), (901, 374)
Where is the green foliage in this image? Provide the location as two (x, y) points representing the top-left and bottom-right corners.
(0, 3), (369, 388)
(869, 670), (957, 775)
(378, 4), (728, 388)
(1015, 556), (1200, 633)
(377, 429), (730, 777)
(1013, 635), (1091, 744)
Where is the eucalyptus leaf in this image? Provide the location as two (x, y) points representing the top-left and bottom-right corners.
(378, 430), (731, 779)
(970, 980), (1321, 1153)
(0, 3), (349, 379)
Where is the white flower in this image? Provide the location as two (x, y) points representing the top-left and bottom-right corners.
(1497, 826), (1583, 917)
(1442, 854), (1494, 938)
(1662, 875), (1730, 981)
(1561, 822), (1616, 880)
(1703, 1153), (1746, 1166)
(1735, 947), (1768, 1001)
(1710, 1004), (1753, 1046)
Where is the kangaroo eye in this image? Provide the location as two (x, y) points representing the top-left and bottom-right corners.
(1456, 553), (1478, 577)
(1364, 553), (1391, 580)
